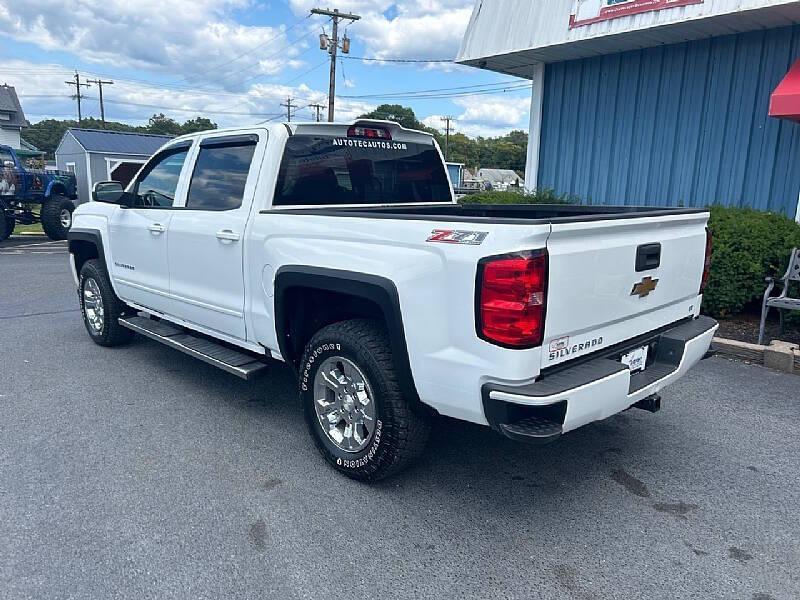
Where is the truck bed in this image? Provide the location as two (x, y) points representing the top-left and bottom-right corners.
(264, 203), (706, 224)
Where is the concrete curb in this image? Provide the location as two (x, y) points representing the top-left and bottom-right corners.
(712, 336), (799, 374)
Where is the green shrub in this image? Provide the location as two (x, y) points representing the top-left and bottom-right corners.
(461, 193), (800, 318)
(702, 206), (800, 318)
(460, 188), (578, 205)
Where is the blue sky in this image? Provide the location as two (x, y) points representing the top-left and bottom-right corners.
(0, 0), (532, 137)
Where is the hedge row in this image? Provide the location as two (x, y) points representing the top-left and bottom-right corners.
(703, 206), (800, 317)
(459, 191), (800, 318)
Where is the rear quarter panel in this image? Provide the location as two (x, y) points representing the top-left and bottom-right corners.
(247, 212), (551, 424)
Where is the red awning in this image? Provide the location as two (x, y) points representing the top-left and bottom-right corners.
(770, 59), (800, 123)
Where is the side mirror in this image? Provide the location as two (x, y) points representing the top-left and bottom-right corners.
(92, 181), (129, 205)
(2, 160), (14, 168)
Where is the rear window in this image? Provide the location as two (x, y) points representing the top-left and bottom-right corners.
(186, 140), (256, 211)
(273, 135), (451, 206)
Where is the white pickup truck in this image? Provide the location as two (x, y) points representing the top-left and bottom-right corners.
(68, 120), (717, 481)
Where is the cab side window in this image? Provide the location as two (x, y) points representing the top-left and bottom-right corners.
(186, 137), (257, 211)
(132, 147), (190, 208)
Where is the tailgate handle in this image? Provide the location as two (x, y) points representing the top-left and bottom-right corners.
(636, 243), (661, 272)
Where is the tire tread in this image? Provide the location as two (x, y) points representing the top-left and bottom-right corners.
(79, 259), (134, 347)
(301, 318), (430, 481)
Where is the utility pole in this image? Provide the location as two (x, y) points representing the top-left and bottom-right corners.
(311, 7), (360, 122)
(310, 103), (324, 122)
(441, 116), (455, 161)
(281, 97), (294, 122)
(86, 78), (114, 128)
(64, 72), (90, 126)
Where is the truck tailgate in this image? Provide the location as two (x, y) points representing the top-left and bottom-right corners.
(542, 212), (709, 369)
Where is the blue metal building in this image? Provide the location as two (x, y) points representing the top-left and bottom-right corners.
(457, 0), (800, 220)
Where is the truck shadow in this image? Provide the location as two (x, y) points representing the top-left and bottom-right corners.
(145, 336), (662, 519)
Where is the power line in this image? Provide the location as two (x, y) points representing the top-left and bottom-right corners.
(281, 97), (295, 122)
(281, 59), (330, 86)
(312, 7), (360, 122)
(342, 79), (530, 98)
(64, 72), (90, 125)
(441, 116), (455, 160)
(309, 103), (325, 122)
(95, 97), (283, 117)
(180, 15), (312, 83)
(343, 56), (454, 63)
(85, 78), (114, 128)
(219, 23), (323, 86)
(338, 85), (532, 105)
(341, 82), (532, 100)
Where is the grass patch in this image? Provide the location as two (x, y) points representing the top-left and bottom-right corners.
(13, 222), (44, 235)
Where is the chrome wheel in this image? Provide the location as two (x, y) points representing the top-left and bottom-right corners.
(60, 208), (72, 229)
(313, 356), (376, 453)
(83, 277), (104, 334)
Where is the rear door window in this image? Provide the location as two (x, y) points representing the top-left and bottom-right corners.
(186, 136), (257, 211)
(273, 135), (451, 206)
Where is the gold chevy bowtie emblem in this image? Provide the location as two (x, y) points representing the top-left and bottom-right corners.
(631, 276), (659, 298)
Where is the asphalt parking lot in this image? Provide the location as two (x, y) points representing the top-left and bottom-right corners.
(1, 236), (799, 600)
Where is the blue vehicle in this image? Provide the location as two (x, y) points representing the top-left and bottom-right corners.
(0, 144), (78, 241)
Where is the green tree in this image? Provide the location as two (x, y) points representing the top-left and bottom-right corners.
(146, 113), (183, 136)
(358, 104), (436, 133)
(180, 117), (218, 134)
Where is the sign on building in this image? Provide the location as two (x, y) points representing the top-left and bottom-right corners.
(570, 0), (704, 29)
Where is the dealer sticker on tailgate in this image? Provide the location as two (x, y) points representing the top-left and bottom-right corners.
(621, 345), (649, 373)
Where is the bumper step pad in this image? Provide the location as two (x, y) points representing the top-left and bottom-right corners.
(119, 315), (267, 380)
(499, 417), (563, 444)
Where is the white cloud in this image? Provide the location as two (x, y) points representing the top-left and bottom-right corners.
(0, 0), (309, 90)
(454, 94), (530, 127)
(5, 58), (375, 128)
(290, 0), (474, 62)
(423, 93), (530, 138)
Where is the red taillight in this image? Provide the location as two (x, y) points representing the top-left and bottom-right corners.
(477, 250), (548, 349)
(347, 126), (392, 140)
(700, 228), (713, 294)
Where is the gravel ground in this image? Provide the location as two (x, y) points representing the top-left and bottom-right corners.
(1, 239), (799, 600)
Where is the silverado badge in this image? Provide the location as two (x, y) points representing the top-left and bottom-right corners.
(631, 276), (659, 298)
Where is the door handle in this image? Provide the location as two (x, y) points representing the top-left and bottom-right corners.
(216, 229), (241, 243)
(148, 223), (166, 235)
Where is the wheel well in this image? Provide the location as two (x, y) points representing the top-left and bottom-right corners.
(48, 184), (66, 198)
(281, 286), (384, 366)
(69, 239), (99, 274)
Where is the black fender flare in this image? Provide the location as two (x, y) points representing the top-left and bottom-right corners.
(67, 228), (106, 272)
(274, 265), (421, 405)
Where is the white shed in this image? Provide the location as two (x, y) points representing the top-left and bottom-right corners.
(55, 129), (172, 204)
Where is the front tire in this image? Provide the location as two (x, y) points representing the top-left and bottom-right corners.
(0, 199), (13, 241)
(79, 259), (134, 347)
(41, 195), (75, 240)
(299, 319), (431, 482)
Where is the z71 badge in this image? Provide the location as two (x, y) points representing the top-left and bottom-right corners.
(426, 229), (489, 245)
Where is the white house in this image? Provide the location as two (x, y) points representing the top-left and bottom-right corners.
(0, 84), (27, 149)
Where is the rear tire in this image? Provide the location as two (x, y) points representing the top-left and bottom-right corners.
(299, 319), (431, 482)
(41, 195), (74, 240)
(79, 259), (134, 347)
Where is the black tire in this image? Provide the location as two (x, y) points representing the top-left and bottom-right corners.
(299, 319), (431, 482)
(40, 195), (75, 240)
(0, 199), (13, 241)
(79, 259), (134, 347)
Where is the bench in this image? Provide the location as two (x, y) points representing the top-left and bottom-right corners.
(759, 247), (800, 345)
